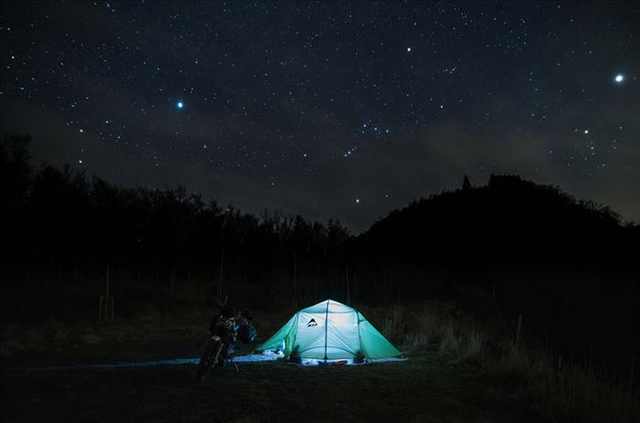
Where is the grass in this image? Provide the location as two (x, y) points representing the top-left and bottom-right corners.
(374, 302), (640, 423)
(484, 345), (639, 423)
(6, 348), (541, 422)
(3, 301), (639, 422)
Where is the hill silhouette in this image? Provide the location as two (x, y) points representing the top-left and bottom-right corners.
(351, 175), (639, 375)
(358, 174), (630, 269)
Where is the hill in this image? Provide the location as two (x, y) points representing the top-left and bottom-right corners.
(351, 175), (640, 375)
(358, 174), (632, 269)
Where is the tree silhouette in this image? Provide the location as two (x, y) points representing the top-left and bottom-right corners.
(462, 175), (472, 190)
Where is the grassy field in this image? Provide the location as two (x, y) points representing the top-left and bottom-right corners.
(3, 302), (638, 422)
(5, 348), (543, 423)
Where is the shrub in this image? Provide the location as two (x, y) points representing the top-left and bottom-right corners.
(382, 302), (639, 422)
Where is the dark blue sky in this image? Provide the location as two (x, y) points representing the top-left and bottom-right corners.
(2, 1), (639, 231)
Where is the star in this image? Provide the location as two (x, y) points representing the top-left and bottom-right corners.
(3, 0), (640, 234)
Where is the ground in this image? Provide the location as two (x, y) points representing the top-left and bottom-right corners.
(5, 345), (544, 423)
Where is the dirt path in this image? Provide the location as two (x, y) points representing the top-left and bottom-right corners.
(5, 352), (543, 422)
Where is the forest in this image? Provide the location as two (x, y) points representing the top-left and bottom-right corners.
(1, 133), (351, 321)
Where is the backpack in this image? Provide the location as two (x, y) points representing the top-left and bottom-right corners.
(238, 321), (257, 344)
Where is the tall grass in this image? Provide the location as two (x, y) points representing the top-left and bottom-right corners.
(376, 302), (639, 423)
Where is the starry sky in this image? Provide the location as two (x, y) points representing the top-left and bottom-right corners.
(2, 1), (639, 232)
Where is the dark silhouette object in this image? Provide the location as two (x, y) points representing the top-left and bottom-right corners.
(198, 300), (256, 382)
(462, 175), (472, 190)
(1, 134), (33, 275)
(198, 295), (239, 382)
(0, 133), (32, 210)
(353, 173), (638, 375)
(237, 310), (257, 344)
(196, 334), (227, 382)
(98, 265), (115, 322)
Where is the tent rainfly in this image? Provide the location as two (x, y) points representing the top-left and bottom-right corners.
(255, 299), (402, 364)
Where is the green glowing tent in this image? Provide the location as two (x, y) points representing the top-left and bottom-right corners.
(256, 299), (401, 362)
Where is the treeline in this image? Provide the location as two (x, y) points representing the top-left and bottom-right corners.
(1, 134), (350, 319)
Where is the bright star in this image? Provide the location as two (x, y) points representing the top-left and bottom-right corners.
(177, 101), (184, 109)
(355, 198), (360, 204)
(614, 74), (624, 84)
(407, 47), (412, 53)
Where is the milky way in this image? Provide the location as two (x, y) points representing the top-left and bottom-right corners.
(1, 1), (639, 231)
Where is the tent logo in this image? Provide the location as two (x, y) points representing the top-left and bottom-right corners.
(307, 318), (318, 327)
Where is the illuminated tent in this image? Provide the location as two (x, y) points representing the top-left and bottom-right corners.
(255, 299), (401, 363)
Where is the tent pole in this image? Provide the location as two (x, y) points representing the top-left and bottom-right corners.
(324, 300), (329, 362)
(355, 310), (364, 359)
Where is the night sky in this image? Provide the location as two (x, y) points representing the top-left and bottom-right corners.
(2, 1), (639, 232)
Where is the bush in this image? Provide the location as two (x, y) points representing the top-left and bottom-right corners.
(380, 302), (639, 422)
